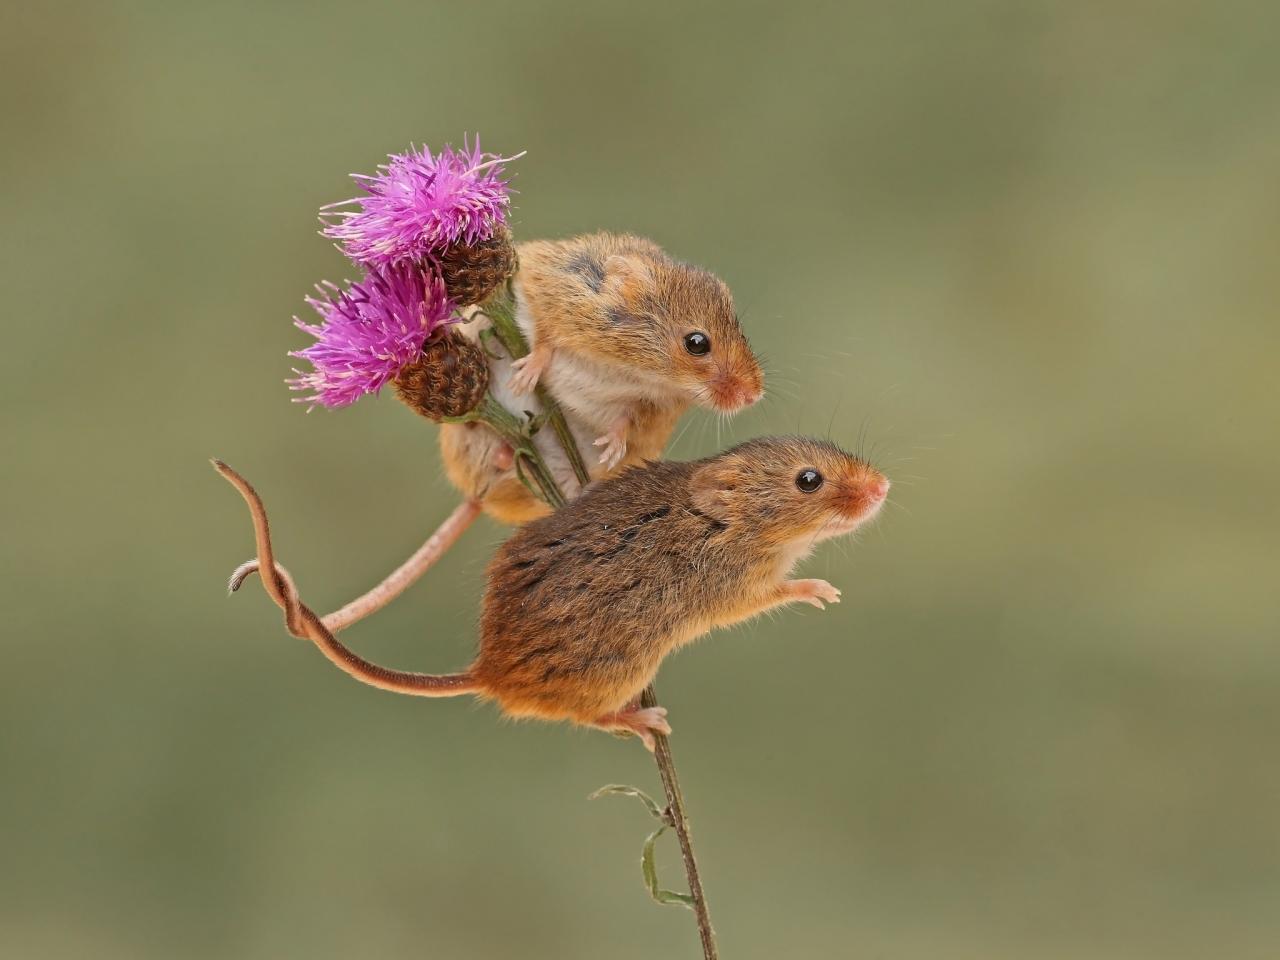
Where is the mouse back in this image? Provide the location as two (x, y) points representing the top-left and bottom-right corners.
(475, 458), (715, 719)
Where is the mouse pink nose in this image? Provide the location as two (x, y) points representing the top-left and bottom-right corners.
(735, 382), (764, 407)
(711, 376), (763, 411)
(867, 479), (889, 501)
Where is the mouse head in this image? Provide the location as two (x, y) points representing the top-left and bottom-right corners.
(691, 437), (888, 548)
(599, 250), (764, 413)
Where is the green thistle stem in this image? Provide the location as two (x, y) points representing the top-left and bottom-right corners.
(481, 286), (594, 490)
(449, 394), (567, 510)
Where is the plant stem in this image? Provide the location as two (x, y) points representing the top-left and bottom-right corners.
(468, 394), (567, 509)
(539, 383), (592, 489)
(641, 684), (718, 960)
(481, 286), (593, 489)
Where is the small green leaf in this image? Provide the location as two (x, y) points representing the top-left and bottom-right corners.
(591, 784), (694, 909)
(524, 406), (553, 433)
(642, 825), (697, 909)
(477, 326), (505, 360)
(511, 453), (544, 501)
(589, 784), (665, 821)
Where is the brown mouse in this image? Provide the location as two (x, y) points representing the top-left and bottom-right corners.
(439, 232), (765, 524)
(218, 437), (888, 749)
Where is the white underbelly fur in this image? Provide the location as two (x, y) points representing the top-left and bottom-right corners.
(510, 280), (684, 433)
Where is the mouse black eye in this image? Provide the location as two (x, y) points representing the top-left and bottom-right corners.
(683, 331), (711, 356)
(796, 468), (823, 493)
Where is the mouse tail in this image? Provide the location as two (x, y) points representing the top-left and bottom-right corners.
(215, 458), (480, 699)
(302, 605), (478, 696)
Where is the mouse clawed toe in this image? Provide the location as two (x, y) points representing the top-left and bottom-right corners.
(785, 578), (841, 609)
(595, 704), (672, 751)
(507, 350), (549, 396)
(593, 417), (629, 469)
(633, 706), (672, 738)
(506, 360), (536, 395)
(593, 435), (627, 469)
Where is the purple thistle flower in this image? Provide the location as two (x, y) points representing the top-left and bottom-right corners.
(288, 263), (456, 409)
(321, 138), (520, 268)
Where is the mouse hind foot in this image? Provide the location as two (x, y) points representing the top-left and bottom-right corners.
(591, 704), (671, 751)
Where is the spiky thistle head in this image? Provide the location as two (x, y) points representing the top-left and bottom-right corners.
(288, 262), (456, 409)
(321, 138), (519, 268)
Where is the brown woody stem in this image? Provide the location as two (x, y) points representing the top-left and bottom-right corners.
(491, 285), (718, 950)
(641, 684), (718, 960)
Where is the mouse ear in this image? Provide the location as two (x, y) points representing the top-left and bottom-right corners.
(601, 255), (654, 309)
(690, 464), (736, 521)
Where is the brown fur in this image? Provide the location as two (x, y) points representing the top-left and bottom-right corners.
(517, 233), (762, 411)
(471, 437), (888, 730)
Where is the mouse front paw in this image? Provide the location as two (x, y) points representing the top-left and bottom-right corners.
(507, 349), (550, 396)
(593, 417), (629, 469)
(786, 578), (842, 609)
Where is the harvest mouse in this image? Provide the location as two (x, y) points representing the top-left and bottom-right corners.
(218, 437), (889, 748)
(438, 232), (765, 524)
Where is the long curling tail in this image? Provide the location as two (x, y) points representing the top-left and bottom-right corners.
(228, 497), (482, 634)
(297, 602), (477, 697)
(213, 459), (479, 698)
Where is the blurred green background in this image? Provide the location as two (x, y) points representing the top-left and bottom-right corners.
(3, 1), (1278, 957)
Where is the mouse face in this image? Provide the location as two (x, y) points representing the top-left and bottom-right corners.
(659, 264), (764, 414)
(599, 252), (764, 412)
(691, 437), (889, 547)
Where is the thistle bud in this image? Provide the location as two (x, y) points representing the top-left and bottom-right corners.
(393, 329), (490, 421)
(436, 224), (517, 306)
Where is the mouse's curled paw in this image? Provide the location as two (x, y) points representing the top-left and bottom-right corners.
(507, 351), (549, 396)
(593, 417), (629, 470)
(597, 703), (672, 751)
(786, 578), (842, 609)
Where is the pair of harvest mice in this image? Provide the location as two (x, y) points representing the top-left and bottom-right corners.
(226, 232), (888, 747)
